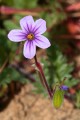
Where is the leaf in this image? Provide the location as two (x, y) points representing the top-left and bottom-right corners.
(0, 67), (28, 86)
(4, 20), (19, 30)
(13, 0), (38, 9)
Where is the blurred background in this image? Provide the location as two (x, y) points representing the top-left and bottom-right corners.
(0, 0), (80, 120)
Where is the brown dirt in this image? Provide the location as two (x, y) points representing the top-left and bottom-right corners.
(0, 84), (80, 120)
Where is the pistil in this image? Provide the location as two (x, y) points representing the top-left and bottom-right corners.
(27, 33), (34, 40)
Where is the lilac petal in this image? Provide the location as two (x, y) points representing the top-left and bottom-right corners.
(61, 85), (68, 90)
(34, 35), (51, 49)
(8, 29), (26, 42)
(33, 19), (46, 34)
(20, 16), (34, 33)
(23, 41), (36, 59)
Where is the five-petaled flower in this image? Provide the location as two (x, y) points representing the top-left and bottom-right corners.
(8, 16), (51, 59)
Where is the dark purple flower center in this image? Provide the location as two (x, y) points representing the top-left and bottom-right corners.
(27, 33), (34, 40)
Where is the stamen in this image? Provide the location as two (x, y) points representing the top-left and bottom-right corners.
(27, 33), (34, 40)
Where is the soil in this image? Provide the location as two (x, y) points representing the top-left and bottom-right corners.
(0, 84), (80, 120)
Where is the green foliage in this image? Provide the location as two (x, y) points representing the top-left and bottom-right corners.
(0, 0), (38, 9)
(33, 71), (48, 96)
(0, 67), (28, 86)
(42, 1), (66, 28)
(47, 44), (78, 88)
(33, 45), (78, 96)
(0, 29), (10, 66)
(0, 28), (18, 66)
(4, 20), (19, 31)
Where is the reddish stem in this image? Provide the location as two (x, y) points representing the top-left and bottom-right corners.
(0, 6), (38, 16)
(34, 56), (52, 99)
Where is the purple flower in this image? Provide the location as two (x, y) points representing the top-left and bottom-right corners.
(8, 16), (51, 59)
(61, 85), (68, 90)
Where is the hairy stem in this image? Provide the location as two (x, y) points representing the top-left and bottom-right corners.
(34, 55), (52, 99)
